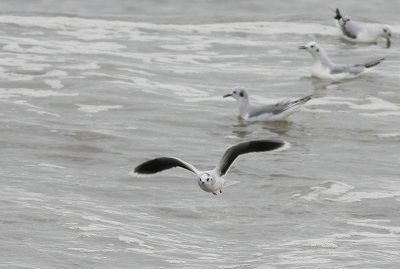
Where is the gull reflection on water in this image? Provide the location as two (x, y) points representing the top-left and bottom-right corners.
(230, 117), (293, 139)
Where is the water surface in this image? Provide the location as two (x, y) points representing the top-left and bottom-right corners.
(1, 1), (400, 268)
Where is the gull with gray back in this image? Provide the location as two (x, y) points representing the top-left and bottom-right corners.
(334, 8), (392, 48)
(299, 41), (384, 80)
(223, 87), (312, 121)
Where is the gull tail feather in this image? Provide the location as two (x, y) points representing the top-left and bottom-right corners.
(282, 95), (312, 113)
(364, 58), (385, 68)
(334, 8), (342, 21)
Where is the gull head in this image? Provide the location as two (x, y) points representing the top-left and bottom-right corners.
(198, 173), (213, 188)
(298, 41), (322, 58)
(223, 86), (248, 101)
(380, 25), (392, 48)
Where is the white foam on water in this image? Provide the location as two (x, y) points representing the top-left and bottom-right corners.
(0, 56), (50, 71)
(134, 229), (183, 244)
(327, 233), (351, 239)
(218, 264), (252, 269)
(22, 30), (45, 36)
(351, 232), (399, 238)
(160, 43), (211, 52)
(376, 133), (400, 138)
(95, 72), (209, 98)
(310, 96), (400, 118)
(67, 248), (99, 253)
(61, 62), (100, 70)
(311, 96), (399, 111)
(333, 191), (400, 203)
(126, 248), (154, 254)
(12, 100), (61, 117)
(17, 197), (44, 202)
(276, 255), (332, 265)
(125, 126), (137, 130)
(38, 163), (66, 169)
(347, 220), (400, 234)
(44, 79), (64, 89)
(166, 260), (186, 265)
(297, 181), (354, 201)
(67, 247), (114, 253)
(352, 97), (399, 111)
(0, 15), (338, 36)
(118, 235), (155, 249)
(183, 95), (226, 103)
(26, 108), (60, 117)
(70, 224), (109, 232)
(13, 100), (40, 108)
(303, 108), (332, 113)
(361, 111), (400, 118)
(81, 215), (124, 226)
(2, 35), (126, 57)
(284, 237), (338, 249)
(42, 70), (68, 78)
(77, 104), (123, 113)
(0, 88), (78, 98)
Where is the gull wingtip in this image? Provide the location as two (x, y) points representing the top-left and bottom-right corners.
(130, 169), (152, 178)
(276, 141), (291, 152)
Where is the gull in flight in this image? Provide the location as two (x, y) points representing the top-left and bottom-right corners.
(133, 139), (286, 195)
(299, 41), (384, 80)
(334, 8), (392, 48)
(223, 86), (312, 121)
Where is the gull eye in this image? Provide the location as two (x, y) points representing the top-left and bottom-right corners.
(207, 178), (209, 182)
(383, 29), (387, 33)
(311, 45), (314, 48)
(233, 91), (237, 94)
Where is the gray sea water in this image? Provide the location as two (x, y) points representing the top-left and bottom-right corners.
(1, 0), (400, 268)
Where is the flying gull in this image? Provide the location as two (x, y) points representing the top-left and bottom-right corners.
(133, 139), (287, 195)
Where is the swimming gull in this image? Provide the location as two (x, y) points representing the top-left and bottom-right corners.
(299, 41), (384, 80)
(223, 86), (312, 121)
(334, 8), (391, 48)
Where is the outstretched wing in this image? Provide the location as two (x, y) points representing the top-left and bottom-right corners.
(134, 157), (199, 175)
(216, 140), (286, 176)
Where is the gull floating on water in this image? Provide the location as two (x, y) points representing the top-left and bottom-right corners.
(334, 8), (392, 48)
(299, 41), (384, 80)
(223, 86), (312, 121)
(133, 139), (286, 195)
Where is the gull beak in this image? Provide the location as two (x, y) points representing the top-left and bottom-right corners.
(223, 93), (232, 98)
(298, 45), (307, 50)
(386, 37), (391, 48)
